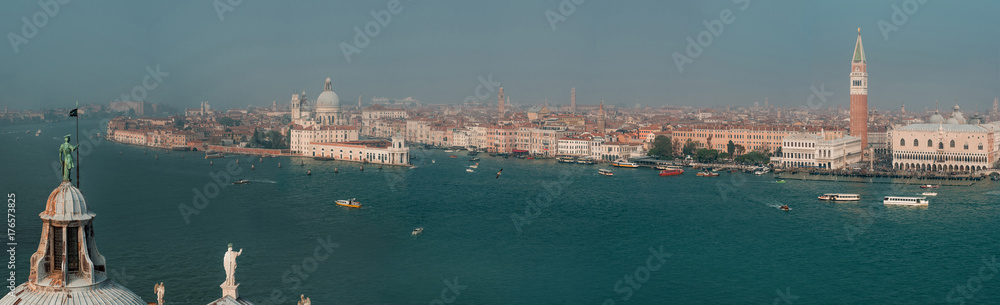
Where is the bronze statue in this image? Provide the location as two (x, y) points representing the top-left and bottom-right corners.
(59, 135), (78, 181)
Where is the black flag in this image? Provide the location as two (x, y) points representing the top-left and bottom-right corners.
(69, 108), (78, 117)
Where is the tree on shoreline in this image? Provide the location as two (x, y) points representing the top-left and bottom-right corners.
(647, 135), (675, 159)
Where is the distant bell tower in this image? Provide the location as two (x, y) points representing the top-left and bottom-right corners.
(571, 87), (576, 115)
(901, 102), (905, 114)
(850, 28), (868, 149)
(598, 100), (606, 132)
(498, 85), (505, 119)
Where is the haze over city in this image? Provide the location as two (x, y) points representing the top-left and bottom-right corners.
(3, 0), (1000, 111)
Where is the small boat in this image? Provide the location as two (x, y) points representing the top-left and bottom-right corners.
(307, 170), (311, 176)
(557, 157), (576, 163)
(233, 179), (251, 185)
(696, 171), (719, 177)
(467, 151), (479, 156)
(205, 152), (224, 159)
(335, 198), (362, 208)
(470, 163), (479, 169)
(775, 180), (786, 184)
(883, 196), (929, 206)
(992, 175), (1000, 181)
(335, 168), (339, 173)
(412, 227), (424, 236)
(779, 205), (790, 211)
(466, 168), (474, 173)
(818, 193), (860, 201)
(432, 160), (436, 163)
(251, 164), (255, 170)
(599, 169), (614, 176)
(359, 165), (364, 171)
(278, 162), (281, 168)
(659, 167), (684, 176)
(410, 166), (418, 169)
(920, 184), (939, 189)
(577, 157), (597, 164)
(35, 129), (41, 136)
(469, 157), (480, 162)
(921, 192), (938, 196)
(444, 150), (455, 152)
(449, 155), (458, 158)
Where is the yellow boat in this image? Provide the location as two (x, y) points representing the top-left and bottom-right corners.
(335, 198), (362, 208)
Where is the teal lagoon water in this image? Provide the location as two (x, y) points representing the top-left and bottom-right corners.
(2, 120), (999, 304)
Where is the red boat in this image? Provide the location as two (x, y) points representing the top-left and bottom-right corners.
(659, 168), (684, 176)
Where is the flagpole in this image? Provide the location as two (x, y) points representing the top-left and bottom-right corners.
(75, 102), (80, 188)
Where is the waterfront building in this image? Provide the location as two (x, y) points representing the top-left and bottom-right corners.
(596, 141), (645, 161)
(289, 124), (359, 154)
(775, 132), (863, 169)
(850, 28), (869, 149)
(306, 134), (410, 165)
(890, 119), (999, 172)
(670, 125), (845, 153)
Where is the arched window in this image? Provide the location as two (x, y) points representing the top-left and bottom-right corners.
(939, 142), (944, 149)
(913, 139), (919, 146)
(950, 140), (955, 148)
(964, 143), (969, 150)
(900, 139), (905, 146)
(927, 139), (933, 147)
(979, 143), (984, 150)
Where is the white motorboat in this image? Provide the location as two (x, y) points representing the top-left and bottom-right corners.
(921, 192), (937, 196)
(466, 168), (474, 172)
(412, 227), (423, 236)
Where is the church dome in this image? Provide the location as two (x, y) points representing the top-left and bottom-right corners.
(928, 111), (944, 124)
(41, 181), (96, 221)
(315, 77), (340, 110)
(0, 280), (147, 305)
(946, 117), (959, 124)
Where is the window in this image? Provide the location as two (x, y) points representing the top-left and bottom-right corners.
(913, 139), (918, 146)
(950, 140), (955, 148)
(939, 142), (944, 149)
(979, 143), (984, 150)
(900, 139), (905, 146)
(927, 139), (933, 147)
(964, 143), (969, 150)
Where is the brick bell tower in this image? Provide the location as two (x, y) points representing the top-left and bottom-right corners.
(850, 28), (868, 150)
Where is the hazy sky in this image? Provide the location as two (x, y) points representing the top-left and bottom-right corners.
(2, 0), (999, 112)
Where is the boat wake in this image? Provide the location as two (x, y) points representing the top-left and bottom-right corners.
(986, 190), (1000, 196)
(251, 179), (277, 184)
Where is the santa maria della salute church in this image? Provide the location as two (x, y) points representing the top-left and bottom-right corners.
(288, 77), (410, 166)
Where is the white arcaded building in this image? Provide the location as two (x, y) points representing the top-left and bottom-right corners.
(889, 106), (999, 172)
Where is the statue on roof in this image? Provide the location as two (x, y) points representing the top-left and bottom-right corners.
(223, 243), (243, 286)
(154, 282), (165, 305)
(59, 135), (78, 181)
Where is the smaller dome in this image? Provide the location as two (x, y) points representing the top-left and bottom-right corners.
(928, 111), (944, 124)
(41, 181), (96, 221)
(946, 118), (959, 124)
(953, 104), (960, 111)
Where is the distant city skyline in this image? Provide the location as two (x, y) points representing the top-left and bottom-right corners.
(2, 1), (999, 111)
